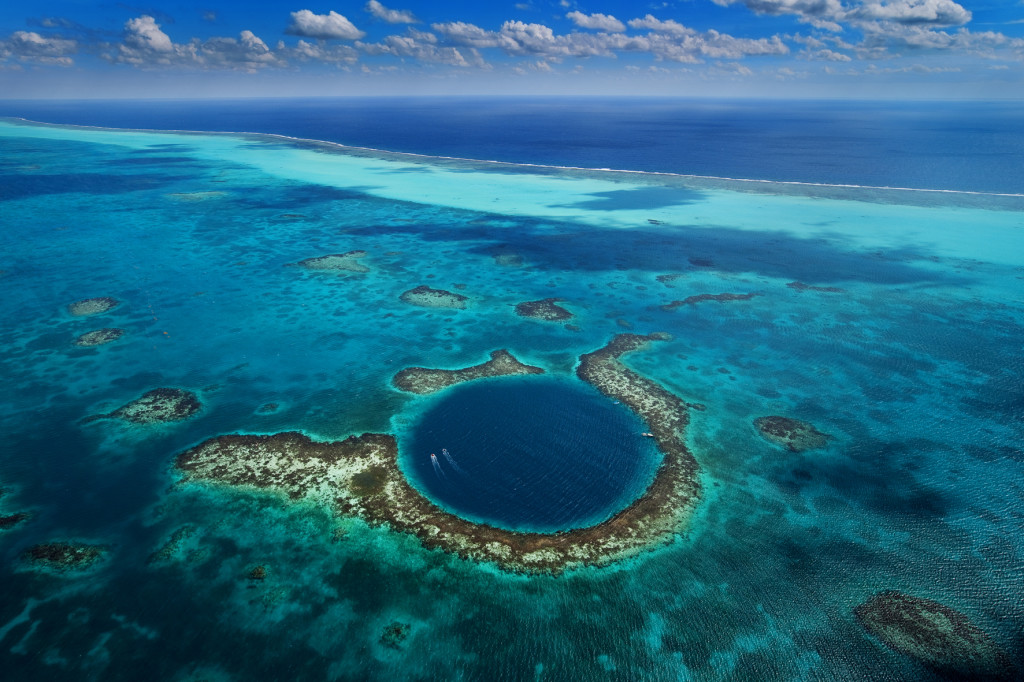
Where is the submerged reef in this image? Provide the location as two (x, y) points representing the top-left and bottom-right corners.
(293, 251), (369, 273)
(23, 542), (107, 572)
(399, 285), (468, 309)
(787, 281), (845, 293)
(855, 591), (1014, 679)
(661, 292), (759, 310)
(392, 349), (544, 395)
(0, 512), (30, 530)
(515, 298), (573, 321)
(175, 334), (700, 573)
(67, 297), (120, 317)
(380, 622), (411, 649)
(754, 416), (830, 452)
(87, 388), (202, 424)
(147, 525), (197, 565)
(74, 328), (125, 347)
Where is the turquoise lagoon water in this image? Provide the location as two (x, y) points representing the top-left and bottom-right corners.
(0, 116), (1023, 680)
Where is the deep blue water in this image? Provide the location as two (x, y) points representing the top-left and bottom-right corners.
(402, 377), (661, 532)
(2, 97), (1023, 194)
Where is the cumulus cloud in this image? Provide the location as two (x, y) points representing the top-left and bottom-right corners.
(627, 15), (694, 36)
(847, 0), (971, 26)
(365, 1), (418, 24)
(0, 30), (77, 65)
(286, 10), (365, 40)
(278, 39), (358, 64)
(108, 15), (283, 70)
(566, 11), (626, 32)
(358, 28), (486, 66)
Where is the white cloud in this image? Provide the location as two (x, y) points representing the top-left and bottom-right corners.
(804, 47), (852, 60)
(286, 10), (365, 40)
(0, 30), (77, 66)
(279, 39), (358, 64)
(847, 0), (971, 26)
(125, 15), (174, 53)
(627, 15), (694, 36)
(108, 15), (283, 70)
(566, 11), (626, 33)
(365, 1), (418, 24)
(358, 29), (487, 67)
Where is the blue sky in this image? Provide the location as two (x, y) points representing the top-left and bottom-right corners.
(0, 1), (1021, 98)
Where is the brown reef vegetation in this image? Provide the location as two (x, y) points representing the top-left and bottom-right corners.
(68, 297), (120, 317)
(754, 416), (830, 452)
(661, 292), (759, 311)
(0, 512), (30, 530)
(147, 524), (197, 565)
(855, 590), (1015, 679)
(23, 542), (107, 572)
(392, 350), (544, 395)
(293, 251), (369, 273)
(74, 328), (125, 347)
(86, 388), (202, 424)
(174, 334), (701, 573)
(399, 285), (468, 309)
(514, 298), (573, 321)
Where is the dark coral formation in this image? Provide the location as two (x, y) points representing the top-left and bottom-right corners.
(380, 622), (410, 649)
(247, 565), (268, 581)
(23, 542), (107, 571)
(87, 388), (202, 424)
(399, 285), (468, 309)
(175, 334), (701, 574)
(754, 416), (830, 452)
(515, 298), (573, 321)
(147, 525), (197, 565)
(787, 281), (845, 293)
(661, 292), (759, 311)
(393, 350), (544, 395)
(293, 251), (369, 273)
(74, 328), (125, 347)
(67, 297), (120, 317)
(0, 512), (30, 530)
(855, 591), (1014, 678)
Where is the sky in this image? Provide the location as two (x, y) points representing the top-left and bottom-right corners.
(0, 1), (1022, 99)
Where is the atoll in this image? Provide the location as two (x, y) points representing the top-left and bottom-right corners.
(393, 349), (544, 395)
(293, 251), (369, 273)
(753, 416), (830, 452)
(74, 328), (125, 347)
(175, 334), (701, 574)
(515, 298), (573, 321)
(23, 542), (107, 572)
(399, 285), (468, 309)
(87, 388), (202, 424)
(67, 297), (120, 317)
(855, 590), (1014, 678)
(661, 293), (758, 311)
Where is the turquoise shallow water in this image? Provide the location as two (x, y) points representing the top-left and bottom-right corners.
(0, 118), (1023, 680)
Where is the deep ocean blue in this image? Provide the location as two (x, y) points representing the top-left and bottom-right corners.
(2, 97), (1023, 193)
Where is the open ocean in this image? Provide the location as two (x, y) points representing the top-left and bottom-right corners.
(1, 98), (1023, 681)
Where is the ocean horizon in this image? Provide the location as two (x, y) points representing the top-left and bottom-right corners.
(1, 98), (1022, 681)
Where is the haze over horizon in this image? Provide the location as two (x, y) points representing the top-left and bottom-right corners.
(1, 0), (1022, 100)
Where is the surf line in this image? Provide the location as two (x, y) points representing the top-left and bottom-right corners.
(10, 117), (1024, 200)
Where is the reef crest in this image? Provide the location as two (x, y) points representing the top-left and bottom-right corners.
(399, 285), (468, 309)
(393, 350), (543, 395)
